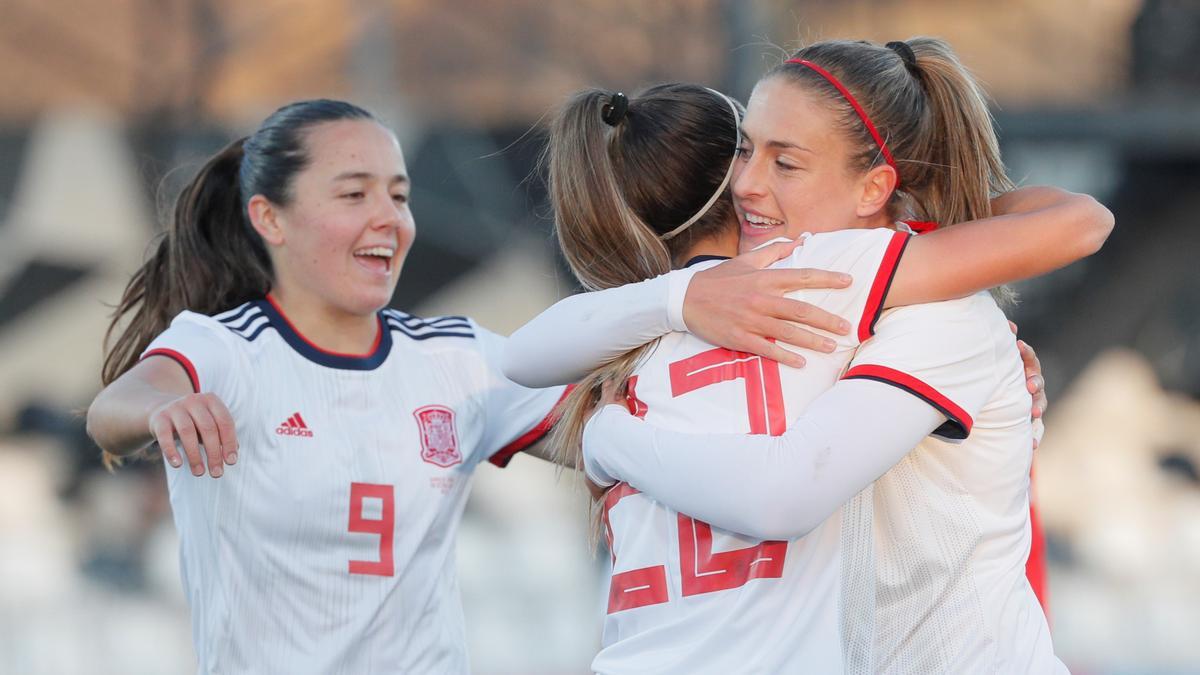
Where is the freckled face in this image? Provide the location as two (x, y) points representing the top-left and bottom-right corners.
(270, 120), (415, 316)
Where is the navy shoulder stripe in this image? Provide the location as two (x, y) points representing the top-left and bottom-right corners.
(217, 305), (272, 342)
(383, 309), (474, 341)
(215, 302), (257, 325)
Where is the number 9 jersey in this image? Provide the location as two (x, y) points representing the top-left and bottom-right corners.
(586, 228), (908, 675)
(141, 296), (565, 674)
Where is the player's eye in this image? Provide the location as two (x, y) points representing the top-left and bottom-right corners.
(342, 191), (366, 200)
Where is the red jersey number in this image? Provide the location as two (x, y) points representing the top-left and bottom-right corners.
(606, 348), (788, 613)
(348, 482), (395, 576)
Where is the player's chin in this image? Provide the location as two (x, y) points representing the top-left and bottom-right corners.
(737, 231), (774, 254)
(347, 281), (397, 315)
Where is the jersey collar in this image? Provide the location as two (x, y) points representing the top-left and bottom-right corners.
(683, 254), (730, 268)
(258, 296), (392, 370)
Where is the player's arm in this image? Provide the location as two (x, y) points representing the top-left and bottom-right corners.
(501, 243), (852, 387)
(584, 379), (943, 540)
(586, 302), (1000, 541)
(883, 186), (1114, 308)
(87, 356), (238, 478)
(679, 186), (1112, 354)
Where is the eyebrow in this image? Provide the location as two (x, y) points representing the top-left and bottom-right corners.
(332, 171), (409, 185)
(740, 129), (813, 154)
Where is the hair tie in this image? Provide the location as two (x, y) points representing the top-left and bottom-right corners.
(601, 92), (629, 127)
(886, 41), (919, 76)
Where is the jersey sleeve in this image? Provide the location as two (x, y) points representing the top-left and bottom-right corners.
(141, 311), (242, 403)
(583, 378), (946, 540)
(472, 324), (569, 467)
(502, 271), (686, 388)
(842, 298), (998, 440)
(775, 228), (910, 348)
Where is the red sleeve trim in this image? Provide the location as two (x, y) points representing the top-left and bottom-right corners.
(142, 348), (200, 393)
(488, 385), (574, 468)
(842, 364), (972, 439)
(858, 231), (911, 342)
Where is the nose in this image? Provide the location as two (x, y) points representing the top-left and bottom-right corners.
(369, 189), (405, 230)
(732, 152), (767, 204)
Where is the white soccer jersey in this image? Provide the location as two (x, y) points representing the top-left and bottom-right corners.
(586, 227), (909, 674)
(838, 294), (1066, 674)
(142, 297), (564, 675)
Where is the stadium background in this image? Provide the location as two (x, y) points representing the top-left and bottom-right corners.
(0, 0), (1197, 672)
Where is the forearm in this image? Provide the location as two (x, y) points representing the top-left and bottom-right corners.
(887, 186), (1114, 308)
(584, 380), (943, 540)
(86, 378), (179, 457)
(503, 271), (693, 387)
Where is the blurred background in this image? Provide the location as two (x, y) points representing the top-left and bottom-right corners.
(0, 0), (1197, 673)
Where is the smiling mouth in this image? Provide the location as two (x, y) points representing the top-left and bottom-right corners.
(354, 246), (395, 274)
(742, 211), (785, 232)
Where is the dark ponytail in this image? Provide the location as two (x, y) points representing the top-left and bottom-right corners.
(102, 98), (376, 388)
(100, 99), (376, 466)
(101, 137), (272, 388)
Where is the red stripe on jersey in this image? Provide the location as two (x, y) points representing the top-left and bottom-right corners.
(604, 481), (641, 511)
(488, 385), (574, 468)
(1027, 465), (1051, 620)
(602, 482), (642, 564)
(858, 230), (911, 342)
(625, 376), (648, 419)
(293, 412), (308, 429)
(843, 364), (973, 437)
(142, 348), (200, 393)
(266, 294), (383, 358)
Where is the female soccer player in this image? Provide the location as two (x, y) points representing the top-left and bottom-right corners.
(509, 39), (1107, 673)
(86, 100), (568, 673)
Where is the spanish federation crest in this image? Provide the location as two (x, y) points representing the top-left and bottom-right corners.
(414, 405), (462, 468)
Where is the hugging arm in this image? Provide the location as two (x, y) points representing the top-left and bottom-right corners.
(883, 186), (1113, 308)
(584, 379), (941, 540)
(585, 301), (999, 540)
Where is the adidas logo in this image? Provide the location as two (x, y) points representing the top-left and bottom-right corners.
(275, 412), (313, 438)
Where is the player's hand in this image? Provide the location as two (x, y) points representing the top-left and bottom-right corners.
(683, 239), (852, 369)
(1010, 321), (1048, 449)
(596, 377), (626, 413)
(585, 378), (629, 501)
(148, 392), (239, 478)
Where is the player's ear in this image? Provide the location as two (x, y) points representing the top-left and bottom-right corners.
(855, 164), (897, 218)
(248, 194), (285, 246)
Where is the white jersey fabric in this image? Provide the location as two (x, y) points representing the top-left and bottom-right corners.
(586, 228), (909, 675)
(838, 296), (1065, 674)
(142, 297), (563, 674)
(583, 293), (1065, 674)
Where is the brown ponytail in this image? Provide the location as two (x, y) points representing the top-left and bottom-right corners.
(769, 37), (1016, 303)
(543, 84), (742, 533)
(770, 38), (1015, 225)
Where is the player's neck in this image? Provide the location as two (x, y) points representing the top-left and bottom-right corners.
(675, 226), (739, 268)
(268, 288), (381, 356)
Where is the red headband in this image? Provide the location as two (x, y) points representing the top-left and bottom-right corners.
(785, 58), (899, 182)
